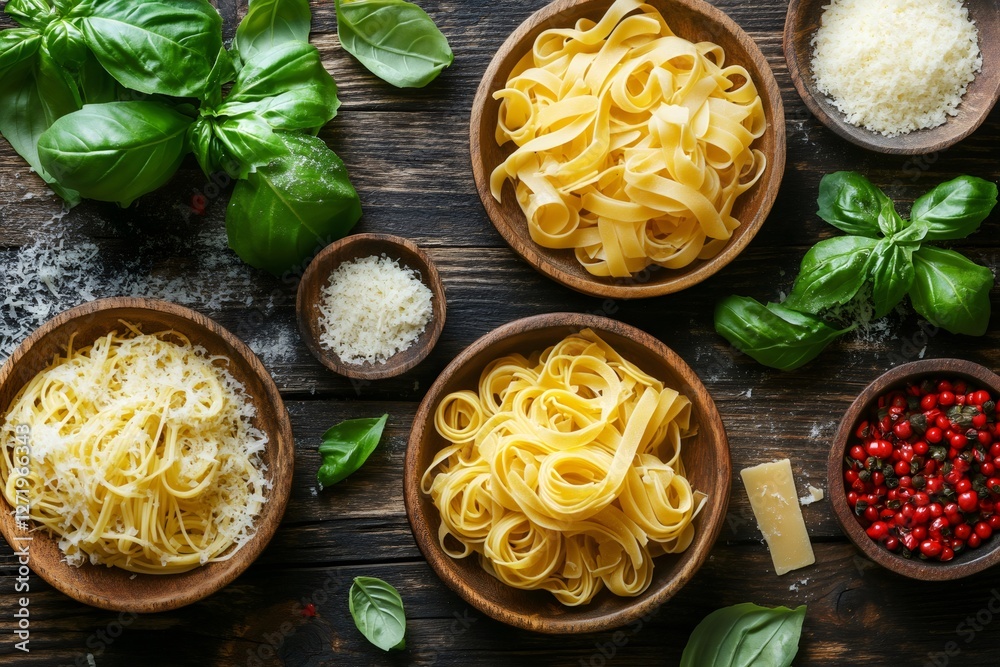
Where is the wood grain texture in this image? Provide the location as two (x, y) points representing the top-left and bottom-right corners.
(784, 0), (1000, 155)
(0, 0), (999, 663)
(470, 0), (786, 299)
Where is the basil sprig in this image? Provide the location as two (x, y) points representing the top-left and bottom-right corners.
(680, 603), (806, 667)
(715, 172), (998, 371)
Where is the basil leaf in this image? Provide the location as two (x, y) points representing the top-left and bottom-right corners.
(37, 101), (192, 207)
(222, 40), (340, 132)
(187, 116), (235, 178)
(36, 42), (82, 125)
(816, 171), (890, 238)
(910, 175), (999, 241)
(43, 19), (89, 69)
(680, 603), (806, 667)
(890, 217), (929, 247)
(869, 239), (914, 319)
(910, 246), (993, 336)
(783, 236), (878, 314)
(335, 0), (453, 89)
(226, 132), (362, 275)
(201, 46), (236, 107)
(233, 0), (311, 66)
(76, 0), (223, 97)
(349, 576), (406, 652)
(316, 414), (387, 488)
(714, 296), (851, 371)
(0, 29), (41, 82)
(5, 0), (57, 31)
(877, 198), (905, 236)
(0, 59), (81, 205)
(212, 111), (288, 179)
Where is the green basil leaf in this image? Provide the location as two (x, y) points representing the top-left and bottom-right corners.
(200, 46), (236, 107)
(212, 112), (289, 179)
(5, 0), (57, 31)
(816, 171), (890, 238)
(36, 42), (82, 125)
(869, 239), (914, 319)
(783, 236), (878, 314)
(680, 603), (806, 667)
(910, 246), (993, 336)
(43, 19), (88, 69)
(0, 58), (81, 205)
(316, 414), (387, 488)
(37, 101), (192, 207)
(233, 0), (311, 67)
(222, 40), (339, 132)
(910, 175), (999, 241)
(349, 577), (406, 652)
(76, 0), (223, 97)
(714, 296), (851, 371)
(187, 116), (235, 178)
(226, 132), (362, 276)
(890, 217), (929, 247)
(0, 29), (41, 82)
(877, 198), (905, 237)
(335, 0), (453, 89)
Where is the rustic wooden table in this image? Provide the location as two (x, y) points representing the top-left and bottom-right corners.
(2, 1), (1000, 665)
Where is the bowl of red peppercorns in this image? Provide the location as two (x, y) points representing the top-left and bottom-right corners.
(830, 359), (1000, 580)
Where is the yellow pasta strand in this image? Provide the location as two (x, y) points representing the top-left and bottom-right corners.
(422, 330), (706, 606)
(0, 327), (269, 574)
(490, 0), (767, 278)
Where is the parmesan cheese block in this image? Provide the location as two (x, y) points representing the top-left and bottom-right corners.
(811, 0), (981, 137)
(741, 459), (816, 576)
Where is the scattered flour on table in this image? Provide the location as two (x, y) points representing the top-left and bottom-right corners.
(788, 577), (811, 592)
(246, 319), (299, 368)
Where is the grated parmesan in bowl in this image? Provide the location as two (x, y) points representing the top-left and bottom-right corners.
(317, 254), (434, 365)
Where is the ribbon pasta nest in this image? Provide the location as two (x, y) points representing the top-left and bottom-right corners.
(422, 329), (705, 605)
(490, 0), (767, 278)
(0, 326), (269, 574)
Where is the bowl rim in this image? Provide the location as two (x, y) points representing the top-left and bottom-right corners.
(403, 312), (731, 632)
(828, 358), (1000, 580)
(469, 0), (787, 300)
(0, 297), (295, 611)
(295, 233), (447, 380)
(783, 0), (1000, 155)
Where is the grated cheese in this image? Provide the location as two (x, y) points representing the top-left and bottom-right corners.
(811, 0), (981, 137)
(317, 254), (433, 365)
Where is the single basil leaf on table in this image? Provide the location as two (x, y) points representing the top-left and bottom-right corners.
(211, 111), (289, 179)
(226, 132), (362, 276)
(4, 0), (57, 31)
(37, 101), (192, 207)
(910, 175), (999, 241)
(232, 0), (311, 67)
(221, 40), (340, 132)
(349, 576), (406, 651)
(75, 0), (223, 97)
(714, 296), (852, 371)
(335, 0), (453, 89)
(316, 414), (387, 488)
(909, 246), (993, 336)
(782, 236), (878, 314)
(816, 171), (891, 237)
(868, 239), (914, 319)
(680, 603), (806, 667)
(0, 29), (42, 82)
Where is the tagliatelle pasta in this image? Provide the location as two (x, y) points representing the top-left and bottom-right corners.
(421, 329), (705, 606)
(490, 0), (767, 278)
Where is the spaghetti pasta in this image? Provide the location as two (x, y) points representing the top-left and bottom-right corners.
(490, 0), (767, 278)
(421, 329), (705, 605)
(0, 325), (269, 574)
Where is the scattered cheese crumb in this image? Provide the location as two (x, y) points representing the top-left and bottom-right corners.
(317, 254), (433, 365)
(799, 485), (825, 506)
(811, 0), (981, 136)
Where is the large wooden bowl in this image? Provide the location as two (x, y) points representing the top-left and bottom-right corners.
(785, 0), (1000, 155)
(0, 298), (295, 612)
(470, 0), (786, 300)
(829, 359), (1000, 580)
(403, 313), (731, 632)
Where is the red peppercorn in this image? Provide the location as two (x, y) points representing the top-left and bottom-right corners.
(956, 479), (973, 493)
(913, 440), (929, 456)
(920, 540), (943, 558)
(968, 532), (983, 549)
(978, 429), (993, 445)
(885, 536), (900, 551)
(958, 491), (979, 513)
(975, 522), (994, 540)
(955, 523), (972, 540)
(975, 390), (991, 406)
(941, 546), (955, 561)
(951, 433), (968, 449)
(926, 427), (943, 443)
(989, 515), (1000, 530)
(847, 491), (859, 507)
(866, 522), (889, 540)
(939, 391), (956, 406)
(974, 414), (989, 429)
(921, 394), (938, 410)
(864, 505), (879, 522)
(850, 445), (866, 461)
(893, 421), (913, 440)
(982, 463), (996, 477)
(939, 381), (954, 393)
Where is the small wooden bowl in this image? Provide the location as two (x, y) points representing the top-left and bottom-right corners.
(829, 359), (1000, 580)
(785, 0), (1000, 155)
(403, 313), (731, 632)
(0, 298), (294, 612)
(296, 234), (446, 380)
(470, 0), (786, 300)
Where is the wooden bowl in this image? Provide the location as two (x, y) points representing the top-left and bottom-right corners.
(785, 0), (1000, 155)
(829, 359), (1000, 580)
(403, 313), (731, 632)
(296, 234), (446, 380)
(0, 298), (294, 612)
(470, 0), (786, 300)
